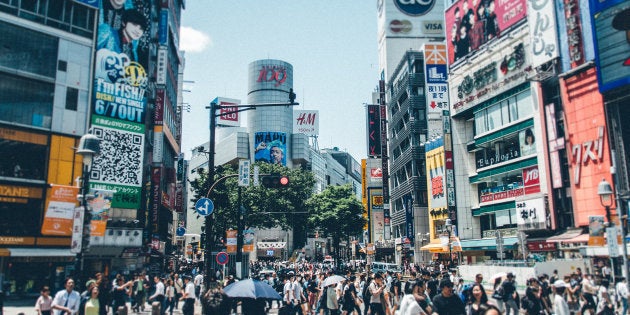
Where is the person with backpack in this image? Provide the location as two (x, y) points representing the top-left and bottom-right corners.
(501, 272), (519, 315)
(521, 278), (544, 315)
(342, 275), (360, 315)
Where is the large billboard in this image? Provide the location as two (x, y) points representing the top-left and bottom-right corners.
(254, 132), (287, 166)
(590, 0), (630, 92)
(426, 137), (447, 211)
(445, 0), (527, 66)
(91, 0), (150, 209)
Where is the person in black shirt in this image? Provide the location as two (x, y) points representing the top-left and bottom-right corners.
(431, 278), (465, 315)
(426, 272), (439, 300)
(501, 273), (519, 315)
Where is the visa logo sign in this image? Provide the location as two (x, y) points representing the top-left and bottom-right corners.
(423, 20), (444, 34)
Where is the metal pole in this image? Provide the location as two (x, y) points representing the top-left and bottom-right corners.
(611, 150), (629, 282)
(448, 230), (453, 267)
(236, 186), (244, 279)
(203, 102), (217, 290)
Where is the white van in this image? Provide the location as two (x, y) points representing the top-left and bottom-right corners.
(371, 262), (401, 274)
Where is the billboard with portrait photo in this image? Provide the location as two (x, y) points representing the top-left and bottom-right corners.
(254, 132), (287, 166)
(519, 128), (536, 157)
(445, 0), (527, 66)
(590, 0), (630, 92)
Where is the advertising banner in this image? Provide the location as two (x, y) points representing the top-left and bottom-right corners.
(423, 44), (449, 117)
(527, 0), (559, 69)
(446, 0), (527, 65)
(214, 97), (241, 127)
(70, 207), (85, 254)
(243, 229), (255, 253)
(226, 230), (237, 253)
(254, 132), (286, 165)
(367, 105), (382, 158)
(522, 166), (541, 195)
(516, 197), (546, 230)
(426, 138), (447, 211)
(404, 195), (414, 242)
(368, 188), (384, 242)
(588, 215), (605, 246)
(88, 189), (115, 237)
(590, 0), (630, 92)
(519, 127), (537, 157)
(91, 0), (149, 210)
(293, 110), (319, 136)
(41, 185), (80, 236)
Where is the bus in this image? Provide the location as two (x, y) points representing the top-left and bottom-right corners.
(370, 262), (401, 274)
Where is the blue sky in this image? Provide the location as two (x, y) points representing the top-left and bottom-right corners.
(179, 1), (379, 162)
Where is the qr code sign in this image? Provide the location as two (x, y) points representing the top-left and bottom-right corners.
(91, 126), (144, 187)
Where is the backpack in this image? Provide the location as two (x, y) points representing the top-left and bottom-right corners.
(459, 283), (474, 303)
(492, 284), (505, 300)
(390, 278), (400, 294)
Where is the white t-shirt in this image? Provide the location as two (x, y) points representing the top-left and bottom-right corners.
(184, 282), (196, 299)
(284, 281), (294, 303)
(52, 289), (81, 315)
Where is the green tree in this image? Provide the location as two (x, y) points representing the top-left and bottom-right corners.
(306, 184), (366, 265)
(188, 162), (315, 250)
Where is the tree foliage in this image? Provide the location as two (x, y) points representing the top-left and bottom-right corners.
(306, 184), (366, 261)
(188, 162), (316, 248)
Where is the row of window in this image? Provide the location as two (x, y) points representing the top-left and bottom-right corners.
(0, 0), (95, 38)
(474, 89), (533, 135)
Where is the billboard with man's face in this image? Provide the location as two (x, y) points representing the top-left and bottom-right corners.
(254, 132), (287, 166)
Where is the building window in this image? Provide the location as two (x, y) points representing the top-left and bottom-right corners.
(0, 20), (58, 78)
(65, 87), (78, 111)
(0, 73), (53, 128)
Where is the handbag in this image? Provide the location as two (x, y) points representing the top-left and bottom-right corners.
(492, 286), (505, 300)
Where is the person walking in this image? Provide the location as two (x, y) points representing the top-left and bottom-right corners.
(148, 276), (166, 315)
(465, 283), (489, 315)
(179, 275), (195, 315)
(35, 286), (53, 315)
(616, 277), (629, 315)
(368, 273), (387, 315)
(111, 277), (133, 315)
(80, 286), (105, 315)
(164, 279), (175, 315)
(552, 280), (570, 315)
(500, 272), (519, 315)
(431, 278), (465, 315)
(51, 278), (81, 315)
(172, 274), (183, 311)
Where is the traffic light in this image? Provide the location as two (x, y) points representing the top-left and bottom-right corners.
(261, 175), (290, 188)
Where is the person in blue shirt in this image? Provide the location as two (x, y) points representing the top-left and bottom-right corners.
(97, 9), (147, 62)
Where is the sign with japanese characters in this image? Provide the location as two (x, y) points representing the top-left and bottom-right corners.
(423, 44), (449, 117)
(516, 197), (546, 230)
(528, 0), (559, 69)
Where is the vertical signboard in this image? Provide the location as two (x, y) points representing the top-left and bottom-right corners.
(361, 159), (368, 231)
(367, 105), (382, 158)
(588, 215), (605, 246)
(91, 0), (150, 209)
(423, 44), (449, 118)
(545, 104), (565, 188)
(590, 0), (630, 92)
(253, 132), (287, 166)
(564, 0), (585, 69)
(156, 47), (167, 85)
(426, 138), (447, 211)
(88, 188), (115, 237)
(404, 195), (414, 242)
(70, 207), (85, 254)
(528, 0), (559, 69)
(293, 110), (319, 136)
(368, 188), (385, 242)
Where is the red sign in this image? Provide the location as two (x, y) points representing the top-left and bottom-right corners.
(432, 176), (444, 197)
(216, 251), (229, 265)
(527, 241), (557, 252)
(563, 0), (584, 68)
(480, 188), (525, 203)
(522, 166), (541, 194)
(257, 65), (287, 86)
(219, 104), (238, 122)
(370, 168), (383, 179)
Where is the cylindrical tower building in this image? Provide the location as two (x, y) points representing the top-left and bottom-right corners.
(247, 59), (294, 167)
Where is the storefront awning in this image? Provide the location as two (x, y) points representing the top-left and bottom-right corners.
(420, 243), (448, 253)
(7, 248), (74, 257)
(0, 248), (9, 256)
(547, 229), (585, 243)
(460, 237), (519, 251)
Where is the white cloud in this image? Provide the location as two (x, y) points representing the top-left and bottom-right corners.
(180, 26), (211, 53)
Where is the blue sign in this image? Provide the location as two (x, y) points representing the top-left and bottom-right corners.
(394, 0), (436, 17)
(195, 198), (214, 216)
(159, 9), (169, 45)
(426, 65), (448, 84)
(216, 251), (229, 265)
(176, 226), (186, 237)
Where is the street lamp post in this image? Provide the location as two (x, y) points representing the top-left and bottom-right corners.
(75, 133), (100, 288)
(445, 218), (454, 268)
(598, 178), (629, 282)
